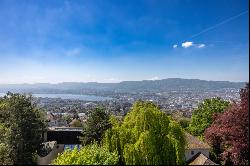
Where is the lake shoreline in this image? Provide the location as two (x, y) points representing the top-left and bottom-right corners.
(0, 93), (112, 101)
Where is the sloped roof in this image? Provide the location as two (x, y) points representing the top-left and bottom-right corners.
(185, 132), (210, 149)
(187, 152), (218, 165)
(69, 118), (80, 124)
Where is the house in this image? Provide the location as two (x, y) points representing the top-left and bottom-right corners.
(185, 132), (217, 165)
(46, 112), (67, 127)
(69, 118), (82, 127)
(78, 113), (87, 122)
(186, 152), (218, 165)
(46, 112), (57, 127)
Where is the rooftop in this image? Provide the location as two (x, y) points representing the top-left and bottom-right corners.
(187, 152), (218, 165)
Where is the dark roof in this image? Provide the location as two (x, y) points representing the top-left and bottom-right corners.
(50, 112), (55, 117)
(187, 152), (218, 165)
(47, 130), (82, 144)
(185, 132), (210, 149)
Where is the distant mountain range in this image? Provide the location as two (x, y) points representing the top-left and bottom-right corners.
(0, 78), (246, 94)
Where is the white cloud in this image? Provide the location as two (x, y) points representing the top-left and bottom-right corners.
(181, 41), (206, 48)
(182, 41), (193, 48)
(173, 44), (178, 48)
(196, 44), (205, 48)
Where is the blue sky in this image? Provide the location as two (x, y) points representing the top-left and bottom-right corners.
(0, 0), (248, 83)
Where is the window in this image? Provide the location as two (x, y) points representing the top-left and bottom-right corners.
(191, 151), (194, 155)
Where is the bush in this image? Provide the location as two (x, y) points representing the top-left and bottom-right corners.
(52, 143), (118, 165)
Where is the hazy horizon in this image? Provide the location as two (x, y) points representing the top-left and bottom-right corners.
(0, 77), (247, 85)
(0, 0), (249, 84)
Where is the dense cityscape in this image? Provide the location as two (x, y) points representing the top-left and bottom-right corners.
(34, 86), (241, 119)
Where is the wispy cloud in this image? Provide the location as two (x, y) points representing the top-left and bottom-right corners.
(196, 44), (205, 48)
(173, 44), (178, 48)
(182, 41), (193, 48)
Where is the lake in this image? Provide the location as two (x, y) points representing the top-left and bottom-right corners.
(0, 93), (112, 101)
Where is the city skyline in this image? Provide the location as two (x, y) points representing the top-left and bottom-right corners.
(0, 0), (249, 84)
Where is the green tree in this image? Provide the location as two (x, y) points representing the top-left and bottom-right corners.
(0, 123), (13, 165)
(103, 101), (186, 165)
(0, 92), (46, 165)
(81, 107), (111, 145)
(178, 118), (191, 130)
(52, 143), (118, 165)
(170, 111), (191, 130)
(188, 97), (229, 139)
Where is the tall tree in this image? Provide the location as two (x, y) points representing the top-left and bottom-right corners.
(0, 92), (46, 165)
(188, 97), (230, 139)
(80, 107), (111, 145)
(103, 101), (186, 165)
(205, 83), (249, 165)
(0, 123), (13, 165)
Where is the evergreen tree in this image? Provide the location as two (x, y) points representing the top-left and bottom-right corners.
(81, 107), (111, 145)
(0, 92), (46, 165)
(0, 123), (13, 165)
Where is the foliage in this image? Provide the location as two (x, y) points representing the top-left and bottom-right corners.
(170, 111), (191, 130)
(188, 97), (230, 138)
(81, 107), (111, 145)
(178, 118), (191, 129)
(103, 101), (186, 165)
(0, 143), (13, 165)
(0, 92), (46, 165)
(52, 143), (118, 165)
(205, 83), (249, 165)
(63, 114), (72, 124)
(0, 123), (13, 165)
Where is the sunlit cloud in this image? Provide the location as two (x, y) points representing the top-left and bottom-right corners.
(180, 41), (205, 48)
(182, 41), (193, 48)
